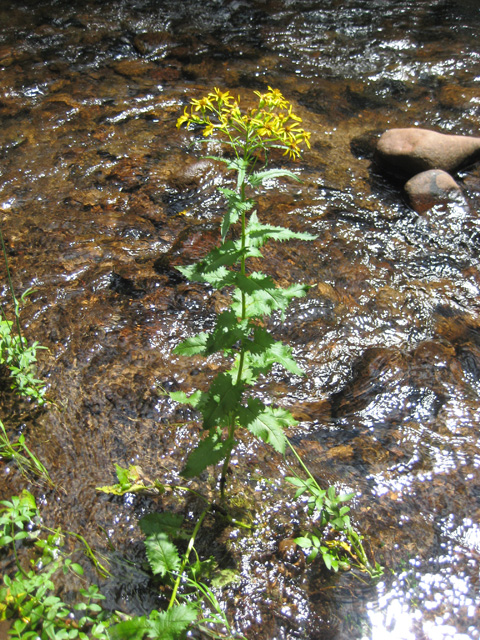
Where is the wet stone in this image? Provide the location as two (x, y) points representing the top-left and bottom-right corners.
(404, 169), (466, 214)
(375, 127), (480, 178)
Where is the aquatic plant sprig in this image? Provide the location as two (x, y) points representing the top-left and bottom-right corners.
(0, 227), (47, 405)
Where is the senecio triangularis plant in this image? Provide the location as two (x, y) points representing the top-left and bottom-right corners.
(173, 87), (383, 578)
(173, 86), (314, 498)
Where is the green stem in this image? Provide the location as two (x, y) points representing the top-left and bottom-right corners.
(220, 418), (236, 501)
(286, 440), (317, 485)
(220, 168), (249, 500)
(287, 440), (375, 574)
(10, 524), (28, 577)
(42, 525), (111, 578)
(168, 504), (211, 610)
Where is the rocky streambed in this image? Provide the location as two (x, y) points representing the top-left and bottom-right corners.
(1, 1), (480, 638)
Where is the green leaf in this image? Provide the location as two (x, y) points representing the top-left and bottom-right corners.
(19, 489), (37, 512)
(322, 551), (334, 571)
(177, 240), (260, 288)
(169, 389), (204, 409)
(109, 617), (148, 640)
(173, 333), (209, 356)
(264, 341), (304, 376)
(71, 562), (85, 576)
(295, 536), (313, 549)
(238, 398), (295, 453)
(205, 312), (249, 355)
(247, 168), (302, 187)
(242, 328), (304, 377)
(114, 464), (131, 489)
(147, 603), (198, 640)
(144, 532), (181, 577)
(218, 188), (254, 241)
(200, 373), (244, 430)
(174, 312), (250, 359)
(229, 157), (249, 190)
(139, 512), (184, 537)
(232, 272), (310, 318)
(211, 568), (241, 588)
(182, 428), (235, 478)
(246, 211), (316, 248)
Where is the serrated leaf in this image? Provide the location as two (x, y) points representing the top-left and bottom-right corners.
(246, 211), (316, 248)
(173, 332), (209, 356)
(182, 429), (234, 478)
(144, 532), (180, 577)
(238, 398), (295, 453)
(109, 617), (148, 640)
(147, 603), (198, 640)
(242, 328), (304, 377)
(247, 167), (302, 187)
(169, 389), (204, 409)
(177, 241), (248, 288)
(200, 373), (244, 430)
(139, 512), (184, 537)
(231, 272), (310, 318)
(263, 340), (304, 376)
(219, 188), (254, 241)
(206, 311), (250, 354)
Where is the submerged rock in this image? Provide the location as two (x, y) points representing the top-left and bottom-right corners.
(404, 169), (466, 213)
(375, 128), (480, 177)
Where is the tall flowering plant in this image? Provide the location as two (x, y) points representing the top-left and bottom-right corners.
(173, 87), (315, 498)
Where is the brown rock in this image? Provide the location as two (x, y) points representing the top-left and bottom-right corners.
(404, 169), (465, 213)
(111, 59), (154, 78)
(375, 128), (480, 178)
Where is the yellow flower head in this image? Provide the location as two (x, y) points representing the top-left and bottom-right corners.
(177, 87), (311, 162)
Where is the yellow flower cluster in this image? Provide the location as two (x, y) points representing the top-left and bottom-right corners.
(176, 86), (311, 160)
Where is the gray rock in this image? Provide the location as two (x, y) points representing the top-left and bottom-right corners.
(404, 169), (465, 214)
(375, 128), (480, 178)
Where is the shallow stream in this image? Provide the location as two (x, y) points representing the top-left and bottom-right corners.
(1, 1), (480, 638)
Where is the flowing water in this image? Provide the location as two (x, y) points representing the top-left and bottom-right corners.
(1, 1), (480, 638)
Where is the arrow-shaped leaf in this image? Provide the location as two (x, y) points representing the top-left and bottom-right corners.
(182, 428), (235, 478)
(248, 168), (302, 187)
(246, 211), (316, 248)
(201, 373), (244, 429)
(239, 398), (296, 453)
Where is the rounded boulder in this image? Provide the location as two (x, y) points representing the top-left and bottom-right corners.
(404, 169), (466, 213)
(375, 128), (480, 178)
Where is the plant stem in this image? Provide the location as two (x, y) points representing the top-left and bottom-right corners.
(287, 440), (377, 575)
(220, 419), (236, 501)
(221, 168), (249, 500)
(286, 439), (318, 485)
(168, 504), (212, 610)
